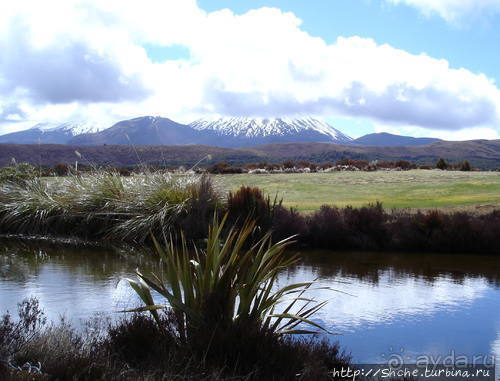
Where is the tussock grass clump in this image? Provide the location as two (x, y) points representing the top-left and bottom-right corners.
(0, 162), (37, 185)
(0, 172), (222, 243)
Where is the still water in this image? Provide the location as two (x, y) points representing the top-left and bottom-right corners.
(1, 238), (499, 366)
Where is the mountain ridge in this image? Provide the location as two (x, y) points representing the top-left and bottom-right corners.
(0, 115), (448, 148)
(352, 132), (441, 146)
(0, 120), (106, 144)
(189, 117), (352, 144)
(68, 116), (354, 147)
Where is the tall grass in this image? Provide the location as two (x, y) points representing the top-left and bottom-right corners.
(0, 171), (222, 243)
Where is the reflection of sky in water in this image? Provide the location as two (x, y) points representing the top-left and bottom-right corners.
(0, 264), (139, 325)
(491, 324), (500, 376)
(278, 265), (499, 364)
(0, 244), (499, 365)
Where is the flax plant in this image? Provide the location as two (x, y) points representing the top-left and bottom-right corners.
(125, 215), (331, 343)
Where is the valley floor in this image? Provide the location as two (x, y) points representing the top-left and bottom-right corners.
(216, 169), (500, 212)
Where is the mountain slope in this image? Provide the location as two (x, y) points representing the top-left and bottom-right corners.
(69, 116), (353, 147)
(0, 120), (105, 144)
(2, 140), (499, 169)
(68, 116), (217, 146)
(189, 117), (352, 146)
(352, 132), (441, 146)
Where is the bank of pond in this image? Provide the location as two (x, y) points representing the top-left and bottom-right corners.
(1, 172), (500, 255)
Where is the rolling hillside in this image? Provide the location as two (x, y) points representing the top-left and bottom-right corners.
(1, 140), (499, 169)
(351, 132), (441, 146)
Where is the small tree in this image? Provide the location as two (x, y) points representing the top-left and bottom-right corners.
(54, 163), (70, 176)
(208, 162), (230, 174)
(460, 160), (471, 171)
(395, 160), (411, 170)
(436, 158), (448, 170)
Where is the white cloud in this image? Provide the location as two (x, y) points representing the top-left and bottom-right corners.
(0, 0), (499, 140)
(385, 0), (500, 23)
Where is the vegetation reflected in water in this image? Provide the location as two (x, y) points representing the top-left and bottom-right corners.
(0, 238), (498, 365)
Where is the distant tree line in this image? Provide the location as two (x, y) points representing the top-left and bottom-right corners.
(204, 158), (477, 174)
(0, 157), (485, 181)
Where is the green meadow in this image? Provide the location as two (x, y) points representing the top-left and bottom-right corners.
(217, 170), (500, 212)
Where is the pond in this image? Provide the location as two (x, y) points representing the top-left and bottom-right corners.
(1, 238), (498, 368)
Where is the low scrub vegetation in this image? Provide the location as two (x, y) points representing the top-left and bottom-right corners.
(271, 204), (500, 254)
(0, 301), (349, 380)
(202, 158), (479, 174)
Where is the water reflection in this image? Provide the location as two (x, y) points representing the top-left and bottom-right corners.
(0, 240), (498, 365)
(283, 251), (499, 364)
(0, 239), (150, 323)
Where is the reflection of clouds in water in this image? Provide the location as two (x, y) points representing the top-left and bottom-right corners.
(491, 328), (500, 376)
(0, 263), (140, 327)
(278, 266), (490, 332)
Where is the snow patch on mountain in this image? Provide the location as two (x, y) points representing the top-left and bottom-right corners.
(30, 120), (108, 136)
(189, 117), (352, 142)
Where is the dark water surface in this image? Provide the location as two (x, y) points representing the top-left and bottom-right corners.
(1, 239), (498, 367)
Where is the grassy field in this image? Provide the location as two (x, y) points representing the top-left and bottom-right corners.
(216, 170), (500, 212)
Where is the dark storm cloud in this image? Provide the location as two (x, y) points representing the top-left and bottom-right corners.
(202, 80), (497, 130)
(0, 23), (151, 104)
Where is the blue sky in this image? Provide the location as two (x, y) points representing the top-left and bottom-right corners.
(1, 0), (500, 139)
(199, 0), (500, 82)
(194, 0), (500, 137)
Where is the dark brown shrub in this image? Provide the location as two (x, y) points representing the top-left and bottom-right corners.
(460, 161), (471, 171)
(53, 162), (70, 176)
(117, 167), (132, 176)
(395, 160), (412, 169)
(319, 162), (334, 170)
(343, 202), (388, 249)
(227, 186), (280, 235)
(272, 206), (308, 243)
(207, 162), (243, 174)
(305, 205), (347, 249)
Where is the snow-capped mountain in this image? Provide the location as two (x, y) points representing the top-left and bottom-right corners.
(0, 116), (354, 147)
(0, 120), (108, 144)
(69, 116), (214, 146)
(189, 117), (352, 144)
(35, 120), (105, 135)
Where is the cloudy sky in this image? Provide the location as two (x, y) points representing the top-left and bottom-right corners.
(1, 0), (500, 139)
